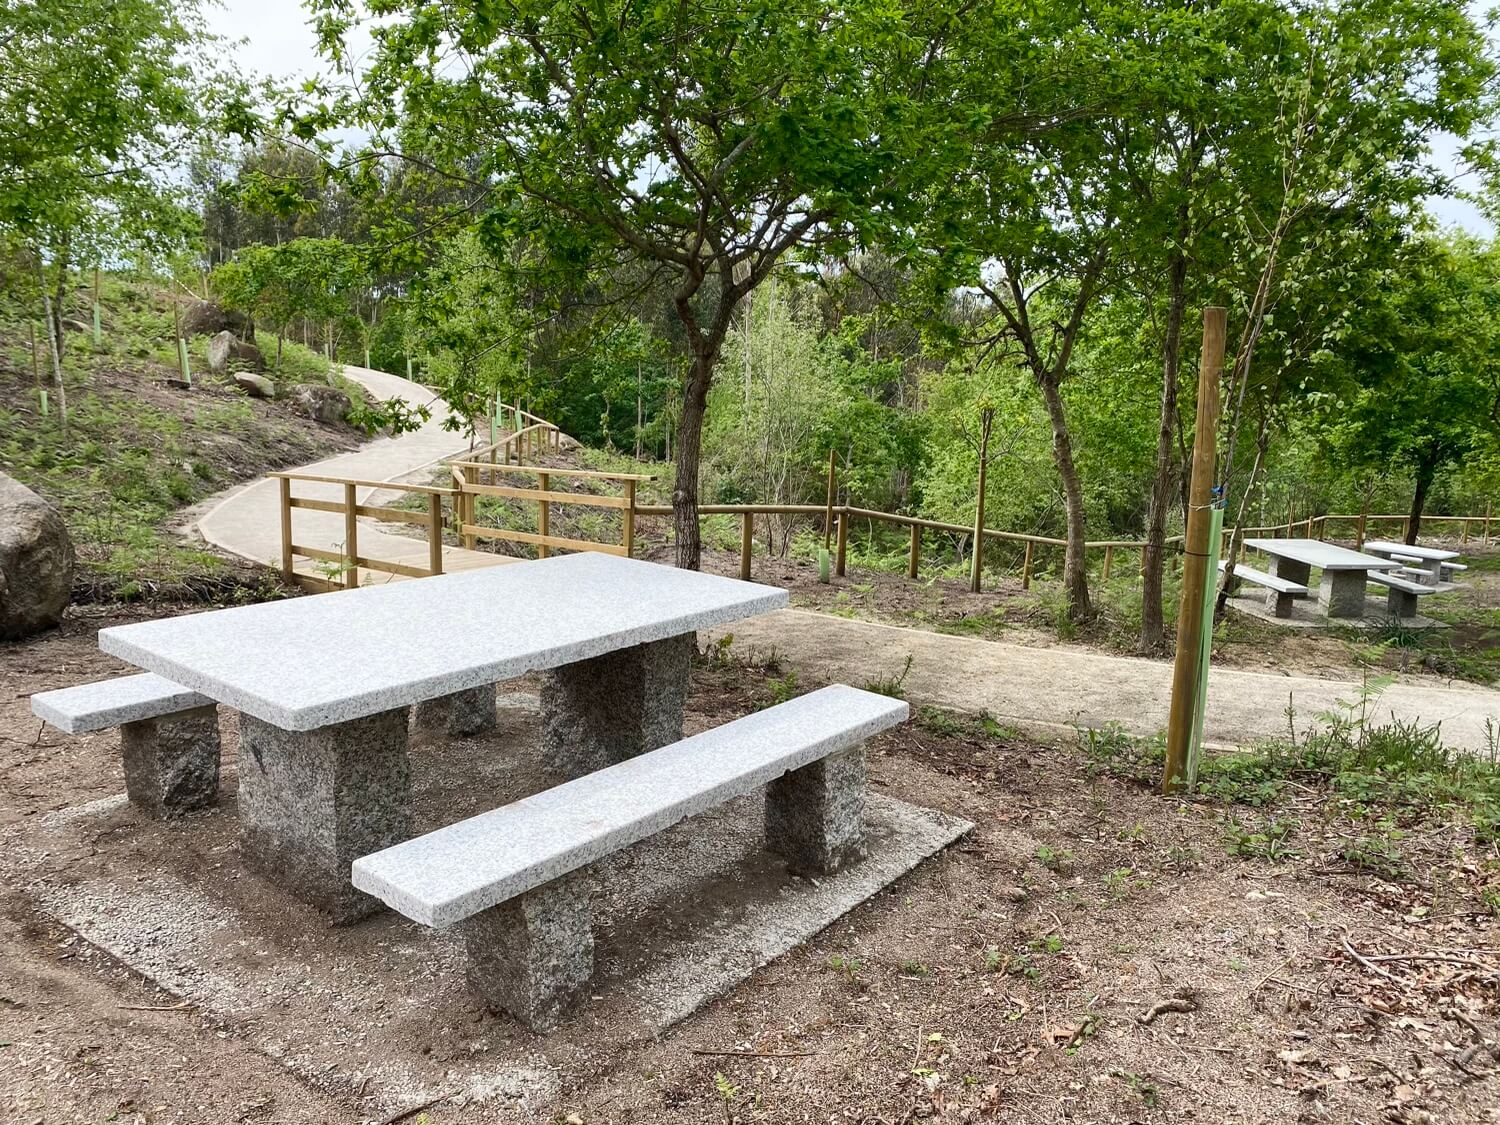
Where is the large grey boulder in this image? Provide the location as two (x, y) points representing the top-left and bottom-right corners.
(289, 383), (352, 424)
(233, 372), (277, 399)
(207, 330), (265, 375)
(182, 301), (254, 340)
(0, 473), (74, 639)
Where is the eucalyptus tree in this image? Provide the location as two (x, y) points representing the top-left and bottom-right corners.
(311, 0), (951, 568)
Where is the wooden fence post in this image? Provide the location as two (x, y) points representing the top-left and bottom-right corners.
(1486, 502), (1493, 546)
(428, 492), (445, 576)
(462, 466), (478, 549)
(278, 477), (293, 580)
(970, 408), (994, 593)
(536, 471), (551, 559)
(1102, 545), (1114, 582)
(835, 512), (848, 577)
(740, 511), (753, 580)
(1021, 540), (1034, 590)
(823, 449), (836, 552)
(622, 480), (636, 557)
(908, 523), (920, 579)
(343, 482), (359, 589)
(1462, 517), (1470, 547)
(1356, 508), (1368, 550)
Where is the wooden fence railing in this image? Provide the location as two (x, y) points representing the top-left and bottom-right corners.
(1239, 506), (1494, 549)
(272, 471), (451, 591)
(448, 461), (655, 559)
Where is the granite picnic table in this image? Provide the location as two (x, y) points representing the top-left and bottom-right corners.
(95, 552), (789, 921)
(1241, 537), (1399, 619)
(1361, 540), (1461, 585)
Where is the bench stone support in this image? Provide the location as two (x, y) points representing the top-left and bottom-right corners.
(1264, 589), (1296, 618)
(1268, 556), (1311, 590)
(461, 876), (593, 1033)
(411, 683), (497, 737)
(541, 632), (693, 778)
(1386, 588), (1420, 619)
(1318, 569), (1369, 618)
(121, 704), (221, 818)
(238, 708), (413, 924)
(766, 745), (867, 875)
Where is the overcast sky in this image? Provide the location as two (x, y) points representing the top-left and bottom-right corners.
(207, 0), (1494, 237)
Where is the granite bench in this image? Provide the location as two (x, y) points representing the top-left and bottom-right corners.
(30, 674), (220, 818)
(1368, 571), (1435, 618)
(352, 684), (907, 1031)
(1440, 561), (1468, 578)
(1219, 560), (1309, 617)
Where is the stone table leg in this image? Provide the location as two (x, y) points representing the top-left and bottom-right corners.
(411, 683), (497, 737)
(237, 707), (412, 923)
(1263, 589), (1295, 618)
(541, 632), (693, 778)
(1268, 556), (1311, 590)
(461, 876), (593, 1032)
(1318, 569), (1369, 618)
(1386, 588), (1419, 618)
(765, 745), (867, 875)
(121, 705), (221, 818)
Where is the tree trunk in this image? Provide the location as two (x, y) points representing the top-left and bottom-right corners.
(1037, 373), (1091, 620)
(1407, 454), (1438, 545)
(672, 348), (714, 570)
(1140, 246), (1189, 652)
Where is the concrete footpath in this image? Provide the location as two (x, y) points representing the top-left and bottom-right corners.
(197, 365), (506, 580)
(715, 609), (1500, 754)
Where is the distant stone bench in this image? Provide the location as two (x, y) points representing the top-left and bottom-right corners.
(1441, 561), (1468, 578)
(1368, 571), (1436, 618)
(30, 673), (220, 818)
(352, 684), (907, 1031)
(1219, 560), (1309, 617)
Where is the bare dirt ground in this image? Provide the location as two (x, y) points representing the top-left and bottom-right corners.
(4, 606), (1500, 1123)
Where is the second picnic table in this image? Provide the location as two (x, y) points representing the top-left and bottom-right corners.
(94, 552), (789, 921)
(1241, 537), (1399, 619)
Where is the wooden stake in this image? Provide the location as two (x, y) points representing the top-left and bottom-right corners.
(279, 478), (294, 579)
(908, 523), (920, 579)
(1101, 545), (1114, 583)
(428, 493), (445, 575)
(29, 320), (48, 416)
(622, 480), (637, 558)
(536, 471), (550, 559)
(970, 407), (994, 593)
(740, 511), (753, 580)
(835, 512), (848, 577)
(1163, 307), (1225, 794)
(1021, 540), (1033, 590)
(343, 483), (359, 589)
(42, 295), (67, 433)
(1485, 502), (1492, 546)
(823, 449), (836, 552)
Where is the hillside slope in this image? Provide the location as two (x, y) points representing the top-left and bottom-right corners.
(0, 274), (364, 602)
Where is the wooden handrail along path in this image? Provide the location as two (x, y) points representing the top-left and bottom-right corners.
(272, 406), (1495, 594)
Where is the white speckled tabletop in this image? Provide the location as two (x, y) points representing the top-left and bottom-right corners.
(99, 553), (788, 731)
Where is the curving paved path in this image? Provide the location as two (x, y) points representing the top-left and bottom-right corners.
(198, 368), (1500, 751)
(197, 365), (507, 583)
(714, 609), (1500, 754)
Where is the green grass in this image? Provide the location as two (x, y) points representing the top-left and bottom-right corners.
(0, 271), (341, 601)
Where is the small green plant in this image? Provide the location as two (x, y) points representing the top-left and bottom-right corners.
(825, 952), (864, 980)
(1028, 934), (1065, 955)
(1339, 825), (1408, 879)
(864, 653), (914, 699)
(1115, 1071), (1162, 1108)
(713, 1072), (739, 1108)
(899, 959), (931, 977)
(1034, 844), (1075, 873)
(1222, 816), (1301, 861)
(767, 671), (799, 706)
(981, 945), (1005, 972)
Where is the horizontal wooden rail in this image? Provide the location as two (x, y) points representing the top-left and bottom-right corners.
(269, 471), (455, 496)
(288, 496), (433, 526)
(462, 523), (629, 556)
(450, 461), (655, 482)
(463, 482), (631, 509)
(291, 543), (432, 580)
